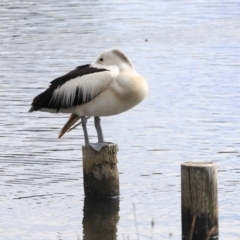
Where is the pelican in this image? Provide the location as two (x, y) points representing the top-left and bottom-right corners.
(29, 49), (148, 151)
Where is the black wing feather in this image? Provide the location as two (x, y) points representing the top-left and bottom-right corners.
(29, 64), (108, 112)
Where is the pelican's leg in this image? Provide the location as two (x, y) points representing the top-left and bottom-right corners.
(81, 116), (90, 145)
(94, 116), (112, 145)
(94, 116), (104, 143)
(87, 116), (108, 152)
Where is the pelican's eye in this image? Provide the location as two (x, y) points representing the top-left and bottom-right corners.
(99, 58), (103, 62)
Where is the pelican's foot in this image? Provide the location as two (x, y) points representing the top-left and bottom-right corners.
(88, 142), (112, 152)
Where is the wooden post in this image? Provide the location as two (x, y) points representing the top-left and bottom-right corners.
(82, 144), (119, 198)
(181, 162), (219, 240)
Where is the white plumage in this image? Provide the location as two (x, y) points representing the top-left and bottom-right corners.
(29, 49), (148, 151)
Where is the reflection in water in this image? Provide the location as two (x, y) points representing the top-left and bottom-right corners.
(82, 197), (120, 240)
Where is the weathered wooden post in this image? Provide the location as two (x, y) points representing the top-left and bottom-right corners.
(181, 162), (218, 240)
(82, 144), (119, 198)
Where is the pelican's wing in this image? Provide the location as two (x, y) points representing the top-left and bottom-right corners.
(29, 64), (116, 112)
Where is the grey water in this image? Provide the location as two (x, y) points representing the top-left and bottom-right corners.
(0, 0), (239, 239)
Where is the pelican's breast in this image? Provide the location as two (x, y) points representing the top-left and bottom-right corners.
(112, 72), (148, 107)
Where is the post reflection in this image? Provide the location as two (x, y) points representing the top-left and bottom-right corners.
(82, 197), (120, 240)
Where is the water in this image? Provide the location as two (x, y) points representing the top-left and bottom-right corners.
(0, 0), (239, 239)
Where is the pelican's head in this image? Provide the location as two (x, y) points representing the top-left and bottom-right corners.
(95, 49), (134, 72)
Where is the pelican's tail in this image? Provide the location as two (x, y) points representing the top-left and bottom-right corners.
(58, 114), (81, 138)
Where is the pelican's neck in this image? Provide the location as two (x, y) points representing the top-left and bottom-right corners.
(91, 61), (135, 74)
(119, 62), (135, 73)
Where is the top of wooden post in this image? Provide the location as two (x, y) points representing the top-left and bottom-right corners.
(181, 161), (217, 168)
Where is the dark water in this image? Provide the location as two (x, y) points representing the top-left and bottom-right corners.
(0, 0), (239, 239)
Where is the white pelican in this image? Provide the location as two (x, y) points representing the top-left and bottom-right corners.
(29, 49), (148, 151)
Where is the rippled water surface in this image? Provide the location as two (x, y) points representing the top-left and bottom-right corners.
(0, 0), (240, 239)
